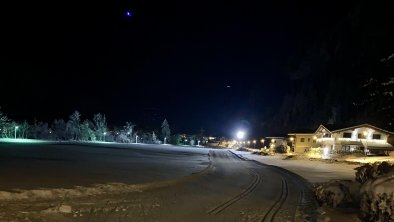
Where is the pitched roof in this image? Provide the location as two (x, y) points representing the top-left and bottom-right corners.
(323, 124), (355, 132)
(316, 123), (393, 135)
(330, 124), (393, 135)
(314, 124), (332, 134)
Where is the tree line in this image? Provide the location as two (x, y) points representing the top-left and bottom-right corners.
(0, 108), (172, 144)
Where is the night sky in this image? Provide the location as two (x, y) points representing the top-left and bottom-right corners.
(1, 1), (354, 136)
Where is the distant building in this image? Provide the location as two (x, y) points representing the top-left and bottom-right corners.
(314, 124), (394, 155)
(265, 136), (287, 152)
(287, 132), (316, 153)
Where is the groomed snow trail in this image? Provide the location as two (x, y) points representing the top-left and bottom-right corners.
(0, 144), (317, 222)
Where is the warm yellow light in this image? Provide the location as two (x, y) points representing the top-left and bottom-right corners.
(271, 139), (275, 143)
(253, 140), (256, 144)
(363, 131), (368, 136)
(260, 139), (265, 143)
(289, 137), (294, 141)
(247, 141), (251, 144)
(313, 136), (317, 140)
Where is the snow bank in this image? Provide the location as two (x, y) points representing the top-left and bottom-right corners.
(360, 170), (394, 221)
(0, 183), (142, 201)
(355, 161), (394, 184)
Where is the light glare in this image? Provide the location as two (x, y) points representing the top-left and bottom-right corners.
(236, 131), (245, 139)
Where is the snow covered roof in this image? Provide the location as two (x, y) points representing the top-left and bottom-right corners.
(314, 124), (393, 135)
(330, 124), (393, 135)
(366, 142), (394, 150)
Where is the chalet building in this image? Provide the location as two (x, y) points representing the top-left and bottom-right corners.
(287, 132), (316, 153)
(314, 124), (394, 155)
(265, 136), (288, 152)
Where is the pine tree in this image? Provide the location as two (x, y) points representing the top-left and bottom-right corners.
(161, 119), (171, 142)
(68, 110), (81, 140)
(93, 113), (107, 141)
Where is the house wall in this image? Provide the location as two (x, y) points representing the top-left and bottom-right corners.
(316, 126), (391, 153)
(289, 134), (316, 153)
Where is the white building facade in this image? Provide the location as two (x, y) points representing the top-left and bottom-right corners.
(314, 124), (393, 156)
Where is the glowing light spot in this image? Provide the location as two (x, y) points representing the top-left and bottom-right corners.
(236, 131), (245, 140)
(126, 11), (133, 17)
(323, 147), (330, 156)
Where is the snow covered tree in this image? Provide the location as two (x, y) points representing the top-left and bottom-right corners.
(28, 122), (50, 139)
(67, 110), (82, 140)
(0, 108), (10, 138)
(152, 131), (161, 144)
(1, 121), (16, 138)
(115, 130), (131, 143)
(161, 119), (171, 142)
(19, 121), (29, 139)
(93, 113), (107, 141)
(80, 119), (95, 141)
(124, 122), (135, 141)
(51, 119), (67, 140)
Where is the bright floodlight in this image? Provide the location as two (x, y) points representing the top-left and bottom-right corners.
(236, 131), (245, 139)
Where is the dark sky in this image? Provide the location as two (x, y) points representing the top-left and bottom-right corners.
(1, 0), (354, 136)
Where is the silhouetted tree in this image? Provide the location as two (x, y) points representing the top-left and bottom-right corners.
(161, 119), (171, 142)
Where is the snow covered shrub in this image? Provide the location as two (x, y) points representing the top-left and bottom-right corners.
(355, 162), (394, 184)
(360, 171), (394, 221)
(275, 145), (287, 153)
(314, 180), (360, 208)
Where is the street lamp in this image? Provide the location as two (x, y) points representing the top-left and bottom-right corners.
(14, 126), (19, 139)
(164, 137), (167, 144)
(253, 140), (256, 148)
(236, 131), (245, 147)
(289, 137), (294, 152)
(103, 132), (107, 142)
(236, 131), (245, 140)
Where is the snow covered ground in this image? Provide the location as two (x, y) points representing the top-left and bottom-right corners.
(0, 142), (319, 222)
(0, 141), (210, 191)
(231, 150), (357, 184)
(0, 141), (364, 221)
